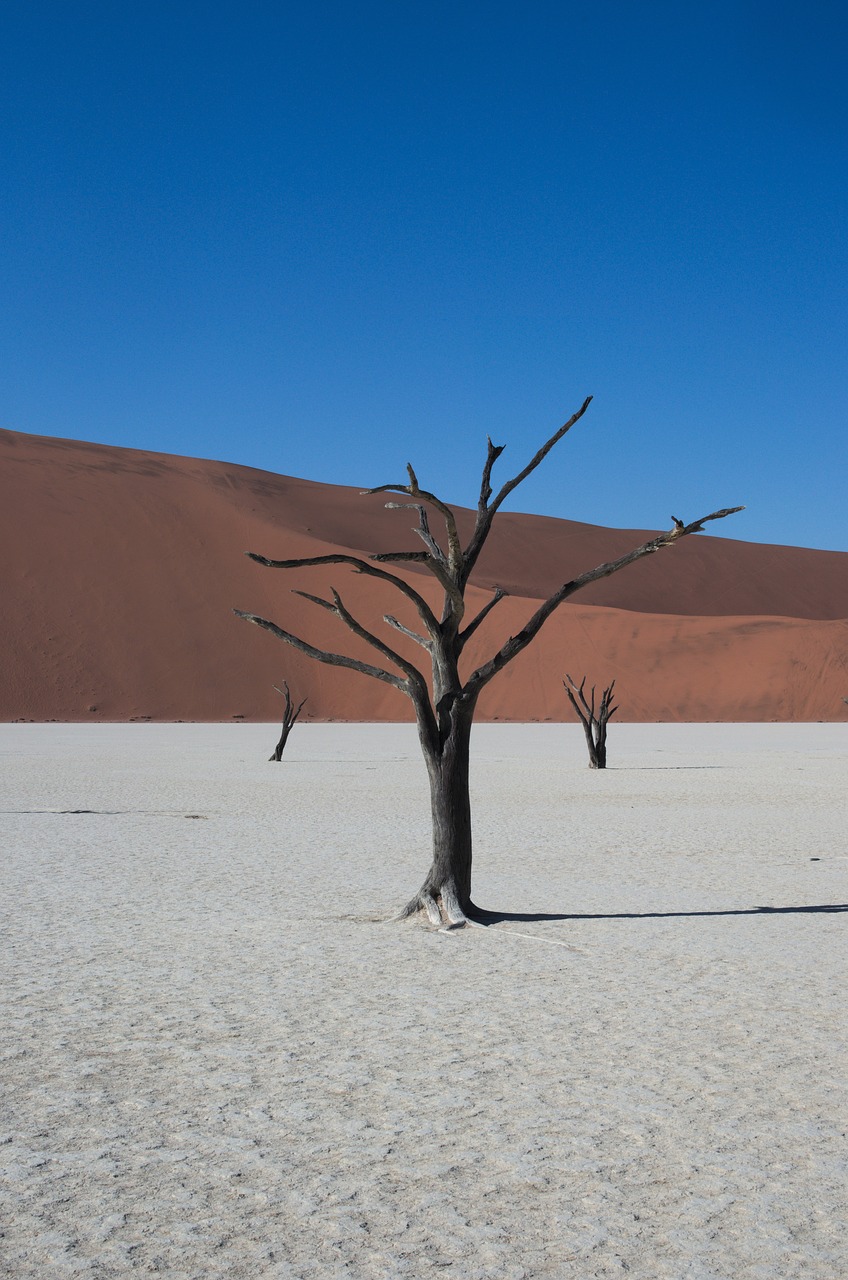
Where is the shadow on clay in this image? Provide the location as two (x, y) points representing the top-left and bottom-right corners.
(3, 809), (207, 818)
(473, 903), (848, 923)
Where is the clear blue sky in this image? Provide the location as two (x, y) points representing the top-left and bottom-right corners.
(3, 2), (846, 550)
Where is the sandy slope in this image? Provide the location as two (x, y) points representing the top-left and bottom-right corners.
(1, 722), (846, 1278)
(2, 427), (848, 722)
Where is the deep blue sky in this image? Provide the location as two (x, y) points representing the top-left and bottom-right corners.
(3, 2), (846, 550)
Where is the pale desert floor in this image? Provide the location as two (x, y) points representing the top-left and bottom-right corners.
(1, 722), (846, 1279)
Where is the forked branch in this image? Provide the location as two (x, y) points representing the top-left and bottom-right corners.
(372, 543), (465, 619)
(463, 397), (593, 579)
(364, 467), (463, 574)
(458, 587), (508, 652)
(488, 397), (594, 516)
(384, 615), (432, 650)
(384, 502), (447, 564)
(290, 587), (426, 687)
(245, 550), (441, 640)
(273, 681), (307, 723)
(466, 506), (744, 695)
(233, 609), (407, 690)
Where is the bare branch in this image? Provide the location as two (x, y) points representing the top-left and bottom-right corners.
(372, 550), (465, 622)
(290, 587), (428, 689)
(564, 673), (589, 714)
(384, 615), (432, 650)
(384, 502), (447, 563)
(478, 437), (506, 511)
(489, 397), (594, 515)
(369, 550), (431, 563)
(361, 482), (410, 497)
(328, 588), (428, 690)
(364, 476), (463, 573)
(273, 681), (308, 726)
(411, 490), (462, 572)
(291, 589), (336, 612)
(466, 506), (744, 695)
(565, 673), (614, 726)
(245, 550), (441, 641)
(563, 675), (590, 728)
(457, 587), (509, 652)
(233, 609), (406, 689)
(462, 397), (593, 580)
(379, 501), (468, 618)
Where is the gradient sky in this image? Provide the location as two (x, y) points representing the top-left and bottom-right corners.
(3, 2), (846, 550)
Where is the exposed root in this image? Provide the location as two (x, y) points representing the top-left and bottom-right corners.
(393, 884), (473, 928)
(439, 883), (468, 926)
(393, 895), (584, 947)
(421, 891), (444, 927)
(393, 895), (425, 922)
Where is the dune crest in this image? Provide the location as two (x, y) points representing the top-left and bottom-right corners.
(2, 427), (847, 722)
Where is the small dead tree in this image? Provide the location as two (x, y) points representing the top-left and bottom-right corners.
(235, 396), (742, 926)
(563, 674), (617, 769)
(269, 681), (307, 761)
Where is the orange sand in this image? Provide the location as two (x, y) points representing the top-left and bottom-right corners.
(2, 427), (847, 721)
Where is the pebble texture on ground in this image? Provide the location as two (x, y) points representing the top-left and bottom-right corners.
(1, 722), (846, 1279)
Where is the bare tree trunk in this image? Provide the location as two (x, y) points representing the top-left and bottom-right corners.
(402, 704), (476, 926)
(583, 717), (605, 769)
(269, 725), (293, 762)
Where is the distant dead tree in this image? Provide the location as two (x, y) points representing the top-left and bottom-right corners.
(269, 682), (307, 761)
(563, 673), (617, 769)
(235, 396), (742, 927)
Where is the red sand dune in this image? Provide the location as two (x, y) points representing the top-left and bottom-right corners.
(2, 427), (847, 722)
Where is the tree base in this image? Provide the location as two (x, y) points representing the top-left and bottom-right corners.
(396, 887), (489, 928)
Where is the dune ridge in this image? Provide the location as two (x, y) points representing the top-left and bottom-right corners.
(2, 427), (847, 722)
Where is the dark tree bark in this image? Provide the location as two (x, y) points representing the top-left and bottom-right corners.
(269, 681), (307, 762)
(563, 674), (617, 769)
(414, 702), (476, 925)
(235, 396), (743, 926)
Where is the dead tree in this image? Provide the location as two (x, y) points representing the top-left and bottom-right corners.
(235, 396), (742, 926)
(563, 674), (617, 769)
(269, 681), (307, 761)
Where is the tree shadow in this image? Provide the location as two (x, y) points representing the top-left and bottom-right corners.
(2, 809), (207, 818)
(472, 903), (848, 924)
(607, 765), (729, 771)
